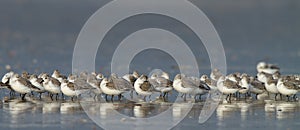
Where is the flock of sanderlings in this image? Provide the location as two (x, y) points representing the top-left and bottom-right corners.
(0, 61), (299, 102)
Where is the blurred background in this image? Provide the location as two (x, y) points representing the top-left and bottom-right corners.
(0, 0), (299, 77)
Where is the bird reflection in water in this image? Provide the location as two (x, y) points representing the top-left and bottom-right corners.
(1, 97), (86, 128)
(264, 101), (298, 120)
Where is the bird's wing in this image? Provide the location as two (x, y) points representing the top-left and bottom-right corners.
(148, 79), (159, 87)
(283, 82), (298, 90)
(140, 81), (153, 91)
(51, 78), (61, 86)
(181, 77), (198, 88)
(112, 78), (133, 90)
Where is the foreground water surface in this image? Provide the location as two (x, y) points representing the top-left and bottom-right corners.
(0, 90), (299, 130)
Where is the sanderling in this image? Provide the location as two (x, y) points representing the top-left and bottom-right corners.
(122, 71), (140, 98)
(200, 74), (217, 90)
(249, 76), (266, 99)
(73, 75), (95, 97)
(238, 75), (250, 99)
(217, 76), (245, 101)
(257, 72), (273, 83)
(52, 70), (67, 83)
(122, 71), (139, 86)
(111, 73), (133, 92)
(134, 75), (155, 100)
(67, 74), (78, 83)
(265, 76), (280, 100)
(9, 74), (41, 100)
(21, 71), (31, 79)
(277, 77), (299, 101)
(100, 77), (128, 101)
(29, 74), (46, 98)
(256, 62), (280, 74)
(173, 74), (203, 100)
(2, 71), (14, 84)
(227, 73), (241, 83)
(43, 75), (61, 100)
(210, 68), (223, 81)
(86, 74), (102, 99)
(194, 83), (210, 100)
(61, 79), (76, 100)
(96, 73), (104, 80)
(148, 73), (173, 98)
(1, 71), (15, 95)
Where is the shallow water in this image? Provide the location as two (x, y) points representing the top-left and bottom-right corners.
(1, 0), (300, 130)
(0, 92), (300, 130)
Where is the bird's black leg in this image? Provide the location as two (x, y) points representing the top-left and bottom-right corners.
(105, 94), (108, 101)
(50, 94), (53, 101)
(163, 92), (167, 98)
(31, 91), (34, 97)
(118, 94), (122, 100)
(293, 94), (297, 101)
(21, 93), (26, 100)
(181, 93), (185, 98)
(111, 95), (114, 101)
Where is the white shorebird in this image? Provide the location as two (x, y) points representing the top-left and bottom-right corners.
(227, 73), (241, 83)
(173, 74), (209, 100)
(43, 75), (61, 100)
(61, 79), (76, 100)
(217, 76), (245, 101)
(21, 71), (31, 79)
(1, 71), (15, 95)
(134, 75), (156, 100)
(238, 75), (250, 99)
(100, 77), (129, 101)
(189, 76), (210, 100)
(52, 70), (67, 83)
(249, 76), (266, 99)
(265, 76), (280, 100)
(96, 73), (104, 80)
(29, 74), (46, 98)
(200, 74), (217, 90)
(67, 74), (78, 83)
(256, 62), (280, 74)
(111, 73), (133, 92)
(2, 71), (14, 84)
(123, 71), (139, 85)
(123, 71), (139, 97)
(148, 73), (173, 98)
(194, 83), (211, 100)
(277, 77), (299, 101)
(210, 68), (223, 81)
(257, 72), (272, 83)
(9, 74), (41, 100)
(86, 74), (102, 99)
